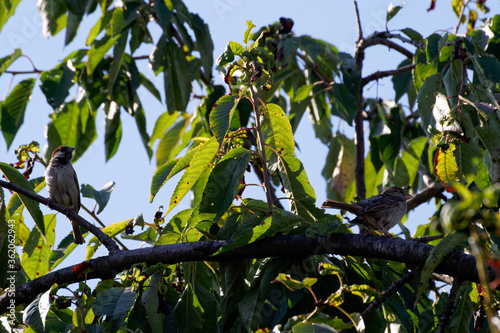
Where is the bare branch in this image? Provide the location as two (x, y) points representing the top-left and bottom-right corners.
(353, 0), (363, 41)
(407, 181), (445, 212)
(361, 63), (416, 87)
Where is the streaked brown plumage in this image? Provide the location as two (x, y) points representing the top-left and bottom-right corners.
(45, 146), (85, 244)
(321, 187), (413, 233)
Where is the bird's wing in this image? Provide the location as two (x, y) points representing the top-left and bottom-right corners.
(361, 195), (404, 213)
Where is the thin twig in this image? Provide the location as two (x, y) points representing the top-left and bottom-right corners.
(361, 63), (416, 87)
(454, 0), (471, 35)
(354, 0), (363, 41)
(81, 205), (129, 251)
(359, 36), (414, 59)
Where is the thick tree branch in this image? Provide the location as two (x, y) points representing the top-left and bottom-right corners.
(0, 180), (120, 254)
(2, 233), (495, 313)
(353, 3), (366, 199)
(358, 34), (415, 59)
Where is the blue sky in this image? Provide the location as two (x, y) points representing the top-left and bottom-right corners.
(1, 1), (498, 261)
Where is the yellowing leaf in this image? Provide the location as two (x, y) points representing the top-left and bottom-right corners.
(434, 144), (459, 193)
(330, 135), (355, 198)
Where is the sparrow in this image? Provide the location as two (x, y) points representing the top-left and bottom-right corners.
(321, 187), (413, 233)
(45, 146), (85, 244)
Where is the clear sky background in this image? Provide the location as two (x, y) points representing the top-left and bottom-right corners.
(1, 1), (499, 262)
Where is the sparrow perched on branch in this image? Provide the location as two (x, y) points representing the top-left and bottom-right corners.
(321, 186), (413, 233)
(45, 146), (85, 244)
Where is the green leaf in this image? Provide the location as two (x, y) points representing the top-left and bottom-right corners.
(400, 28), (424, 41)
(0, 78), (36, 149)
(86, 219), (128, 258)
(156, 114), (190, 167)
(45, 101), (81, 156)
(0, 0), (21, 34)
(142, 271), (164, 332)
(216, 43), (234, 67)
(474, 160), (491, 190)
(0, 48), (22, 77)
(40, 63), (76, 110)
(277, 154), (319, 220)
(151, 111), (177, 145)
(454, 142), (481, 185)
(104, 101), (122, 161)
(21, 214), (55, 280)
(273, 273), (317, 291)
(65, 10), (82, 45)
(262, 103), (295, 170)
(416, 73), (443, 136)
(0, 163), (45, 236)
(392, 59), (412, 102)
(294, 85), (313, 102)
(153, 0), (172, 31)
(164, 39), (193, 113)
(393, 136), (427, 187)
(140, 73), (162, 103)
(106, 31), (128, 97)
(448, 282), (475, 332)
(476, 54), (500, 83)
(81, 181), (115, 214)
(93, 287), (137, 332)
(23, 289), (52, 333)
(415, 232), (468, 305)
(134, 104), (153, 159)
(150, 146), (199, 201)
(172, 284), (204, 332)
(229, 41), (245, 55)
(86, 9), (113, 45)
(199, 147), (250, 220)
(87, 34), (119, 75)
(386, 3), (404, 23)
(166, 138), (219, 214)
(209, 94), (239, 145)
(192, 13), (214, 81)
(330, 83), (358, 125)
(243, 20), (256, 45)
(37, 0), (67, 37)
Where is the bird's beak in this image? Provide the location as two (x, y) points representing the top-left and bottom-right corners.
(405, 193), (414, 200)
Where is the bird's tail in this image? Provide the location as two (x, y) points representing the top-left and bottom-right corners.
(70, 219), (85, 244)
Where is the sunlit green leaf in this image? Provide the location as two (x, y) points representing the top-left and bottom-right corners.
(199, 147), (250, 220)
(415, 232), (468, 305)
(393, 136), (427, 187)
(209, 94), (239, 145)
(104, 101), (122, 161)
(167, 138), (219, 214)
(0, 0), (21, 34)
(0, 78), (36, 149)
(0, 48), (21, 77)
(81, 181), (115, 214)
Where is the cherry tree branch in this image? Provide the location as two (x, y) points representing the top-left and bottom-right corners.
(0, 180), (120, 254)
(361, 63), (416, 88)
(1, 232), (495, 313)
